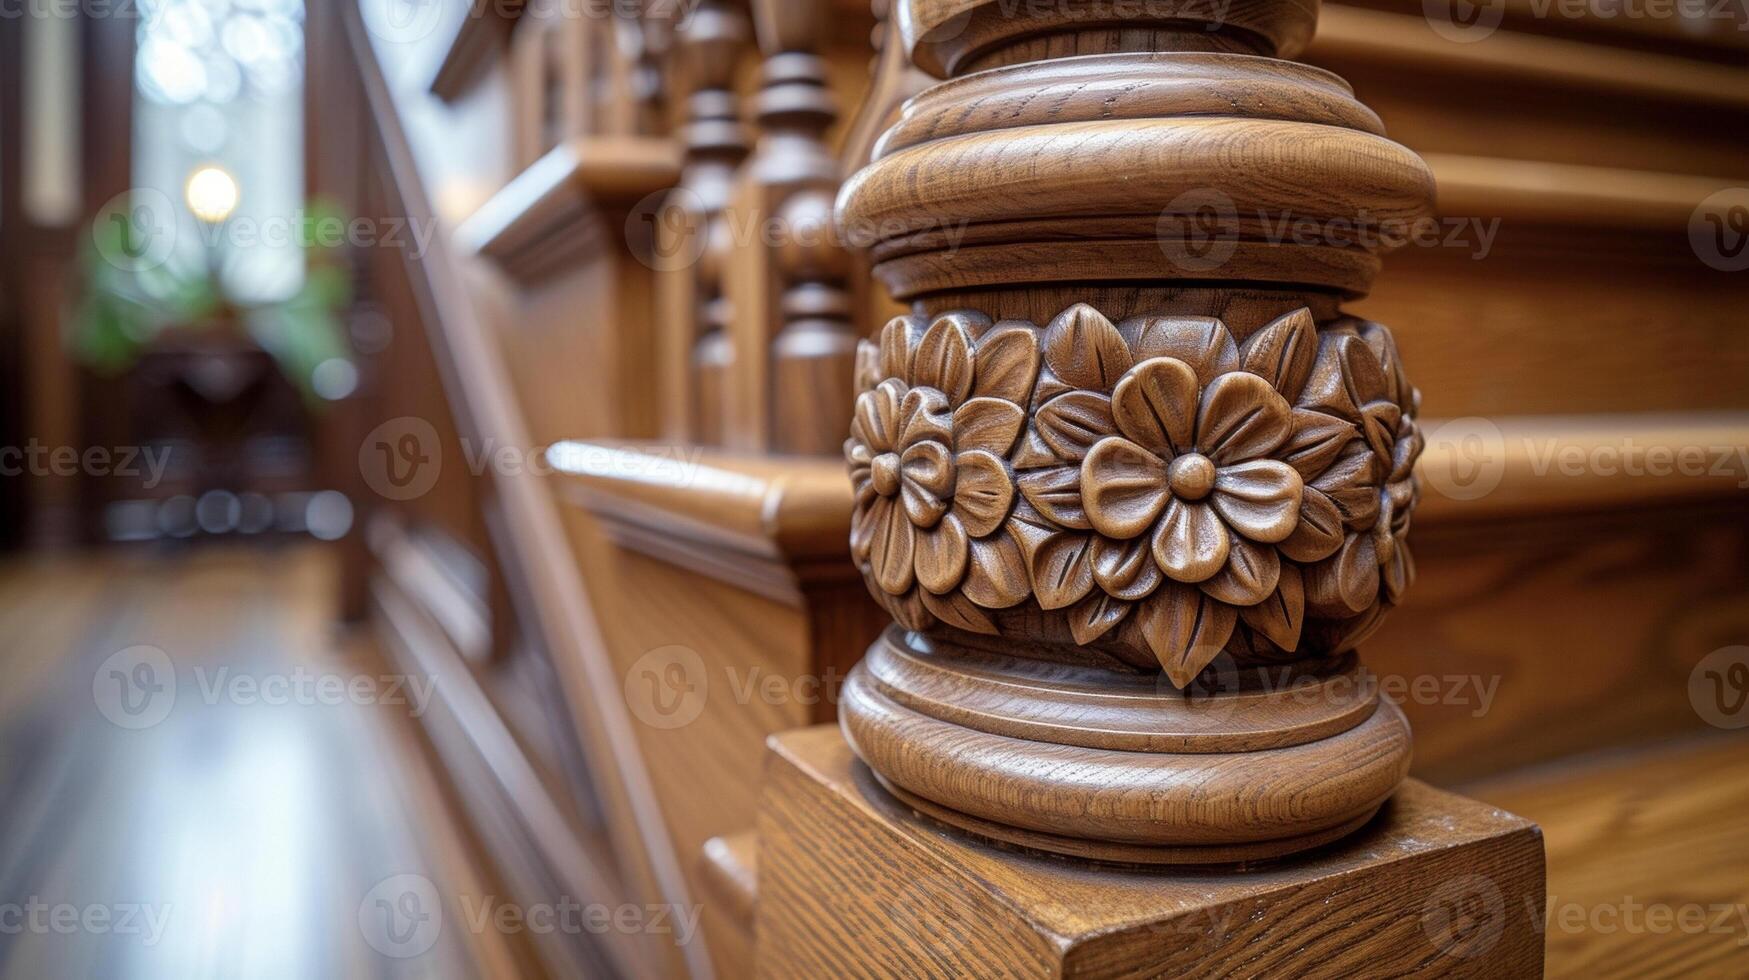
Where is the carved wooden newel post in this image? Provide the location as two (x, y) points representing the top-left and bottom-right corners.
(835, 0), (1430, 866)
(757, 1), (1545, 975)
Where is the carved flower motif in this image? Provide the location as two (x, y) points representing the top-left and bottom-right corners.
(847, 378), (1016, 596)
(845, 312), (1040, 632)
(1004, 304), (1340, 684)
(1079, 363), (1303, 600)
(844, 302), (1423, 687)
(1296, 319), (1423, 648)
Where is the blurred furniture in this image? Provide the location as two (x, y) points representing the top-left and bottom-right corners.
(305, 0), (1749, 973)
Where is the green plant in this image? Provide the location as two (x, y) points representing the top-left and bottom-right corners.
(70, 196), (355, 403)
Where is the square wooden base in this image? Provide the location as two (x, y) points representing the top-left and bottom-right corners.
(757, 726), (1546, 978)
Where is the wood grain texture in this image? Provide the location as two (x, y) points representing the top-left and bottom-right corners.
(336, 8), (711, 975)
(1472, 735), (1749, 979)
(722, 0), (858, 455)
(758, 726), (1546, 978)
(825, 0), (1449, 868)
(655, 0), (752, 446)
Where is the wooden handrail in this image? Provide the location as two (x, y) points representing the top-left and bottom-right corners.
(332, 3), (713, 975)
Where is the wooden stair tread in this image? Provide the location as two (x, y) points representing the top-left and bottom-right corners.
(1469, 735), (1749, 978)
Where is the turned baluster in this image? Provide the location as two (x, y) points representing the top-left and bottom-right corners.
(834, 0), (1437, 863)
(719, 0), (855, 454)
(655, 0), (749, 445)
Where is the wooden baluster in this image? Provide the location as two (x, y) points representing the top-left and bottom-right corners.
(757, 1), (1545, 973)
(718, 0), (854, 453)
(655, 0), (749, 445)
(837, 0), (927, 352)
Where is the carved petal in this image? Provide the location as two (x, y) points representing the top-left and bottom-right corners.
(899, 441), (953, 527)
(854, 338), (881, 394)
(1356, 318), (1410, 407)
(1035, 391), (1115, 462)
(1312, 444), (1382, 529)
(1068, 592), (1132, 644)
(1016, 464), (1090, 530)
(1135, 583), (1238, 689)
(1080, 437), (1169, 540)
(1299, 333), (1389, 421)
(1210, 459), (1303, 544)
(870, 508), (916, 595)
(1111, 356), (1198, 457)
(952, 449), (1014, 538)
(1196, 372), (1293, 465)
(1280, 409), (1358, 481)
(1359, 400), (1402, 468)
(1010, 428), (1057, 470)
(1240, 563), (1305, 651)
(855, 379), (905, 453)
(882, 588), (935, 631)
(920, 588), (998, 635)
(914, 512), (970, 594)
(1391, 422), (1424, 484)
(913, 314), (975, 405)
(1305, 534), (1379, 615)
(1121, 315), (1237, 387)
(1238, 308), (1317, 402)
(963, 529), (1031, 609)
(1031, 532), (1096, 610)
(1383, 536), (1415, 604)
(897, 387), (952, 449)
(847, 439), (874, 507)
(970, 325), (1041, 404)
(1151, 498), (1230, 583)
(953, 398), (1025, 456)
(1091, 533), (1163, 601)
(1200, 535), (1281, 606)
(1043, 304), (1132, 391)
(1280, 486), (1345, 563)
(850, 494), (889, 563)
(878, 315), (923, 382)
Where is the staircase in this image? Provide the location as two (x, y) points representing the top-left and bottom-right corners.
(308, 0), (1749, 974)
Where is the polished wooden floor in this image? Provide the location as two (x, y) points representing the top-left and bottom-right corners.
(1, 545), (1745, 978)
(0, 544), (515, 979)
(1473, 736), (1749, 979)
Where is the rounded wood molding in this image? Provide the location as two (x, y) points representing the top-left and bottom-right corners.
(836, 40), (1435, 304)
(841, 626), (1411, 863)
(835, 0), (1434, 867)
(901, 0), (1321, 77)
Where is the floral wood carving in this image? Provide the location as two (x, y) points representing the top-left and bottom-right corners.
(845, 303), (1423, 687)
